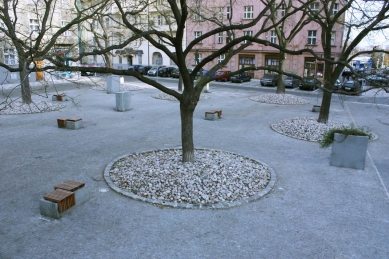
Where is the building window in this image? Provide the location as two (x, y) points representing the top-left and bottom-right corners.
(331, 32), (336, 45)
(307, 30), (317, 45)
(218, 54), (225, 64)
(226, 31), (231, 43)
(105, 17), (110, 28)
(270, 30), (277, 44)
(226, 6), (231, 19)
(280, 4), (286, 17)
(304, 59), (316, 77)
(243, 31), (252, 44)
(265, 57), (279, 71)
(62, 21), (71, 36)
(194, 53), (202, 65)
(157, 15), (162, 25)
(157, 0), (163, 5)
(217, 32), (223, 44)
(4, 49), (17, 65)
(332, 3), (338, 15)
(243, 6), (254, 19)
(29, 19), (39, 33)
(218, 7), (224, 20)
(194, 31), (202, 43)
(309, 2), (320, 13)
(194, 11), (202, 21)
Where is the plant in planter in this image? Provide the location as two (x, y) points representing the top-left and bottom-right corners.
(320, 125), (373, 170)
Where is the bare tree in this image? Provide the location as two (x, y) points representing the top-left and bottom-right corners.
(104, 0), (319, 162)
(302, 0), (389, 123)
(266, 0), (312, 93)
(0, 0), (108, 104)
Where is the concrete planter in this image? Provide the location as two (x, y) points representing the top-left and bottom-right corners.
(107, 75), (120, 94)
(330, 133), (369, 170)
(312, 105), (321, 112)
(115, 91), (132, 111)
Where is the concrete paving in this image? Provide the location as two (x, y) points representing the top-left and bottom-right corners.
(0, 77), (388, 259)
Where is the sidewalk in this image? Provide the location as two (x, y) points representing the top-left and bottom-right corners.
(0, 79), (388, 259)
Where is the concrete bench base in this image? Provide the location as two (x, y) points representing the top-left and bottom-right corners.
(115, 91), (132, 111)
(205, 110), (222, 120)
(57, 118), (82, 129)
(66, 118), (82, 130)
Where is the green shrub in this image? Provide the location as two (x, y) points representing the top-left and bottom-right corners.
(319, 125), (372, 148)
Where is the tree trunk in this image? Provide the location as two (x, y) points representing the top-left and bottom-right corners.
(317, 90), (332, 123)
(276, 51), (286, 94)
(20, 64), (32, 104)
(178, 75), (183, 92)
(180, 100), (195, 162)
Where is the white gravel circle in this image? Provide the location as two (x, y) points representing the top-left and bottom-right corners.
(271, 117), (346, 141)
(0, 101), (65, 115)
(249, 94), (309, 105)
(108, 149), (272, 206)
(91, 82), (142, 91)
(152, 92), (210, 101)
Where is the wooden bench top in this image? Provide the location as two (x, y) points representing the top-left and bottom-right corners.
(43, 189), (76, 213)
(44, 189), (74, 203)
(205, 110), (222, 117)
(55, 180), (85, 192)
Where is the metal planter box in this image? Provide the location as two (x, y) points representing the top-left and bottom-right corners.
(330, 133), (369, 170)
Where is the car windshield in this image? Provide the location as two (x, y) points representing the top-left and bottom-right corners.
(343, 82), (354, 87)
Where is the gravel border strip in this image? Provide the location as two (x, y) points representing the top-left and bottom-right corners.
(151, 92), (210, 101)
(103, 148), (276, 209)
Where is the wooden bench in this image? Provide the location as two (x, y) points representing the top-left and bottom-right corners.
(52, 93), (69, 101)
(40, 180), (88, 219)
(57, 117), (82, 129)
(43, 189), (75, 213)
(205, 110), (222, 120)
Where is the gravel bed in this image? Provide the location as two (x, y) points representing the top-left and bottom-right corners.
(249, 93), (309, 105)
(0, 101), (65, 115)
(109, 149), (271, 205)
(91, 82), (142, 91)
(152, 92), (210, 101)
(271, 117), (346, 141)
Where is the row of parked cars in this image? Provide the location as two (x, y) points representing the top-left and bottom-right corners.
(128, 65), (253, 83)
(259, 74), (322, 90)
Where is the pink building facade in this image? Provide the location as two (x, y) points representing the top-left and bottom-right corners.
(186, 1), (344, 79)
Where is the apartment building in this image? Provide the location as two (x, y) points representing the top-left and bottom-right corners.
(186, 1), (344, 79)
(85, 0), (183, 69)
(0, 0), (183, 84)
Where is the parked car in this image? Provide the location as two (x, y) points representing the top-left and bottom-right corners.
(342, 80), (362, 95)
(284, 75), (300, 88)
(171, 68), (195, 78)
(147, 66), (165, 76)
(215, 70), (231, 81)
(299, 78), (322, 91)
(333, 79), (342, 91)
(366, 75), (388, 87)
(231, 73), (251, 83)
(80, 63), (97, 76)
(138, 66), (152, 75)
(260, 74), (279, 86)
(128, 65), (142, 73)
(157, 66), (177, 77)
